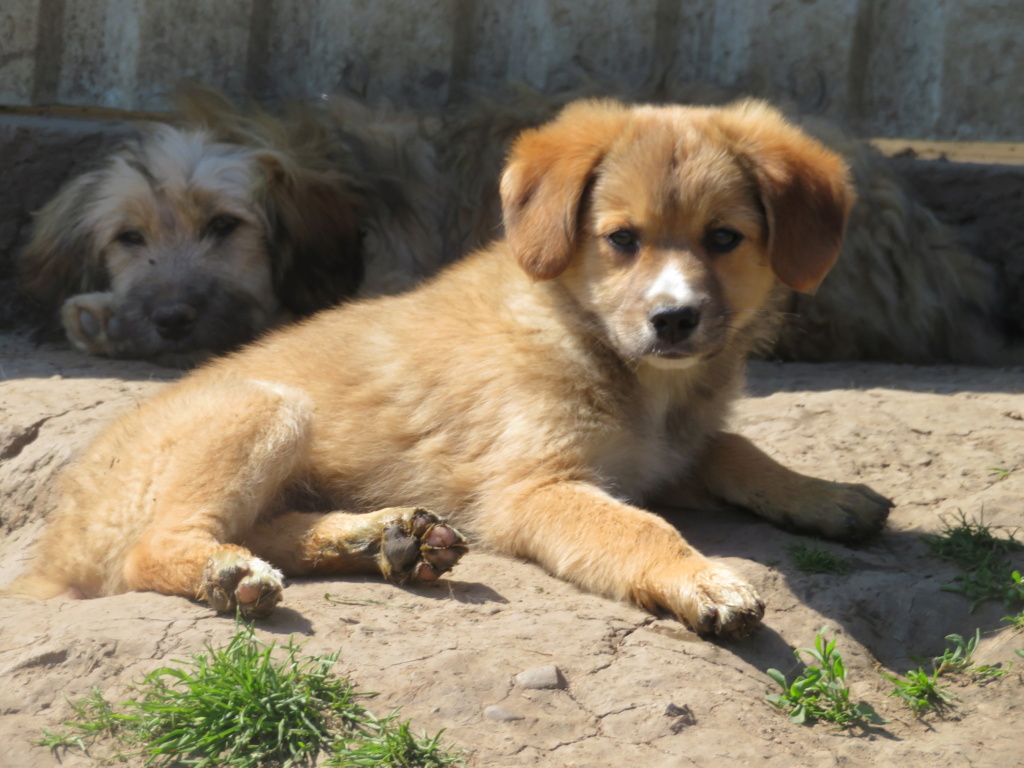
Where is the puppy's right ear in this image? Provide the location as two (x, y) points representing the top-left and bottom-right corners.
(714, 100), (854, 294)
(500, 100), (629, 280)
(18, 171), (110, 312)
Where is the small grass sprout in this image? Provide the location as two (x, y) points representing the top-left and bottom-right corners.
(765, 627), (886, 727)
(884, 629), (1009, 716)
(36, 687), (136, 759)
(923, 511), (1023, 611)
(1003, 606), (1024, 630)
(329, 714), (459, 768)
(1006, 570), (1024, 602)
(883, 666), (954, 716)
(787, 542), (850, 575)
(987, 466), (1013, 481)
(932, 629), (1008, 680)
(36, 728), (88, 754)
(37, 623), (463, 768)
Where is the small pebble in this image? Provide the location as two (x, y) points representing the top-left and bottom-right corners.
(514, 664), (566, 690)
(484, 705), (524, 722)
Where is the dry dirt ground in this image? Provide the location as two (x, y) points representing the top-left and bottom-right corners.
(0, 331), (1022, 767)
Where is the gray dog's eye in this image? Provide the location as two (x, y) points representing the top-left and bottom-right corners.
(205, 214), (241, 240)
(116, 230), (145, 247)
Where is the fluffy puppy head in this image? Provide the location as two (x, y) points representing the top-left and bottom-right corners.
(500, 98), (854, 369)
(18, 123), (362, 366)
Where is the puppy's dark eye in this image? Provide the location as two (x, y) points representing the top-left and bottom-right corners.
(205, 214), (241, 240)
(116, 230), (145, 247)
(705, 227), (743, 254)
(607, 229), (639, 253)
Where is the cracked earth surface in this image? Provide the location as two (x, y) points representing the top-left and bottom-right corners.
(1, 331), (1022, 767)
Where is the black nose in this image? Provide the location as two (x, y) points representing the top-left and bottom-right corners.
(152, 303), (199, 340)
(650, 306), (701, 344)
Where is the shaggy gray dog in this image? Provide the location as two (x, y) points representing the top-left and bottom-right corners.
(19, 94), (364, 367)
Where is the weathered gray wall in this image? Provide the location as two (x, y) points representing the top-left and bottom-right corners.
(2, 0), (1022, 140)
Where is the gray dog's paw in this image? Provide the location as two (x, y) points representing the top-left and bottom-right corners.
(61, 292), (120, 356)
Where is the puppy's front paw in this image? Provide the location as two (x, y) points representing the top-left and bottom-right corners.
(786, 479), (893, 542)
(378, 508), (468, 584)
(200, 548), (284, 619)
(647, 562), (765, 638)
(61, 292), (119, 356)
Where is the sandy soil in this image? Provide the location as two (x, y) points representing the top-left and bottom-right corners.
(1, 331), (1022, 767)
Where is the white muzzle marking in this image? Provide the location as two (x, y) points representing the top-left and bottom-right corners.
(645, 262), (698, 306)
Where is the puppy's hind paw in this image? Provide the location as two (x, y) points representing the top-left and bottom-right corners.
(378, 508), (468, 584)
(200, 548), (284, 619)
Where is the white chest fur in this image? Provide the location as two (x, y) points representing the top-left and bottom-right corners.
(588, 363), (713, 502)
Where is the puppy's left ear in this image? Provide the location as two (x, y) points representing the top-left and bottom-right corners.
(718, 101), (855, 294)
(500, 100), (630, 280)
(257, 152), (365, 315)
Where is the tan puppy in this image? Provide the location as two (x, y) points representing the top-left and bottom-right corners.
(10, 99), (891, 638)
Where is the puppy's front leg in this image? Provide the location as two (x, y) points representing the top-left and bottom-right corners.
(482, 481), (764, 637)
(698, 432), (892, 541)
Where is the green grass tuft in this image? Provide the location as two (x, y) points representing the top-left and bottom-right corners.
(787, 542), (851, 575)
(37, 623), (462, 768)
(923, 511), (1024, 611)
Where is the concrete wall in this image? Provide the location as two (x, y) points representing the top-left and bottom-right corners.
(1, 0), (1022, 140)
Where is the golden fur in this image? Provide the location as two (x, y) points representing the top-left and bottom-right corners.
(9, 100), (892, 638)
(17, 90), (364, 367)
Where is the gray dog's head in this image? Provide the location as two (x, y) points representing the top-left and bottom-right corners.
(19, 124), (364, 366)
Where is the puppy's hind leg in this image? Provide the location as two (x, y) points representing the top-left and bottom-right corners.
(244, 507), (468, 584)
(126, 537), (286, 618)
(120, 378), (314, 618)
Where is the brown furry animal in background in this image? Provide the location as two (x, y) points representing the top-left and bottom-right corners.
(17, 91), (365, 367)
(773, 117), (1005, 363)
(8, 99), (892, 637)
